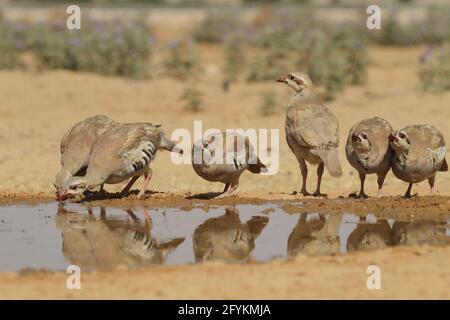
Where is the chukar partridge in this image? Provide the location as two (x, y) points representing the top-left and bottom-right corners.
(346, 117), (393, 198)
(58, 123), (183, 200)
(277, 72), (342, 197)
(57, 206), (184, 269)
(191, 131), (267, 198)
(347, 218), (393, 252)
(288, 213), (342, 256)
(389, 124), (448, 198)
(193, 208), (268, 263)
(55, 115), (117, 198)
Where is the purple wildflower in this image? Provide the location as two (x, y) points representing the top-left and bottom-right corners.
(70, 38), (82, 47)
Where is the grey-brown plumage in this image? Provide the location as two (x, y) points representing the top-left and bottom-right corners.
(59, 123), (182, 200)
(193, 208), (268, 263)
(347, 217), (393, 252)
(392, 220), (447, 246)
(288, 213), (342, 256)
(55, 115), (118, 197)
(346, 117), (393, 198)
(389, 124), (447, 198)
(56, 206), (184, 269)
(277, 72), (342, 197)
(192, 132), (267, 198)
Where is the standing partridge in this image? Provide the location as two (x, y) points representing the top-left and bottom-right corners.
(58, 123), (183, 200)
(191, 131), (267, 198)
(346, 117), (393, 198)
(55, 115), (118, 198)
(277, 72), (342, 197)
(389, 124), (447, 198)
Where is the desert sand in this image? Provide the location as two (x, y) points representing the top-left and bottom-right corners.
(1, 38), (449, 299)
(1, 45), (450, 199)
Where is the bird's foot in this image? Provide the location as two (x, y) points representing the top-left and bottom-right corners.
(358, 192), (369, 199)
(312, 191), (327, 198)
(137, 191), (150, 199)
(300, 190), (312, 197)
(349, 192), (368, 199)
(215, 191), (236, 199)
(403, 192), (418, 199)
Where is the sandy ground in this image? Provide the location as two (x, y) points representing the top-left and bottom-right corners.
(1, 244), (449, 299)
(1, 45), (450, 200)
(1, 44), (450, 298)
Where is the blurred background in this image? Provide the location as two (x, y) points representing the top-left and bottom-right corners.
(0, 0), (449, 196)
(0, 0), (449, 99)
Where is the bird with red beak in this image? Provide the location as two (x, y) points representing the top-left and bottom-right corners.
(345, 117), (394, 199)
(389, 125), (448, 198)
(277, 71), (342, 198)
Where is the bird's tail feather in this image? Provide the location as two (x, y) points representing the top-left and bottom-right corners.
(313, 149), (342, 177)
(439, 158), (448, 172)
(248, 157), (268, 174)
(159, 134), (184, 154)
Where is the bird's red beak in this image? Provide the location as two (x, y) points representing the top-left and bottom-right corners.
(57, 190), (69, 201)
(388, 134), (398, 142)
(276, 76), (287, 83)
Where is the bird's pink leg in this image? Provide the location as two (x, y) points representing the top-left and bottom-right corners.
(376, 173), (387, 198)
(216, 181), (239, 198)
(142, 208), (152, 226)
(120, 175), (140, 196)
(137, 169), (153, 198)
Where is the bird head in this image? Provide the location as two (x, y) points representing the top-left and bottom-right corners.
(54, 169), (71, 197)
(389, 130), (410, 153)
(57, 177), (90, 201)
(351, 132), (371, 152)
(277, 72), (313, 94)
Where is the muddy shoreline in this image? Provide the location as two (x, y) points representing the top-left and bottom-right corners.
(2, 192), (450, 221)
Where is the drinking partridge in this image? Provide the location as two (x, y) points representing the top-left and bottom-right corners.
(58, 123), (183, 200)
(55, 115), (118, 197)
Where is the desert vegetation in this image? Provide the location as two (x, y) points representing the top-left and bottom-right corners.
(0, 3), (449, 99)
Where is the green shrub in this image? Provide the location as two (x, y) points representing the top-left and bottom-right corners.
(293, 27), (368, 100)
(163, 38), (202, 80)
(248, 7), (318, 49)
(193, 9), (241, 43)
(332, 26), (368, 85)
(243, 8), (369, 99)
(419, 45), (450, 93)
(0, 23), (23, 69)
(222, 35), (246, 90)
(30, 21), (152, 78)
(247, 47), (291, 82)
(377, 9), (450, 46)
(259, 90), (278, 116)
(180, 86), (203, 112)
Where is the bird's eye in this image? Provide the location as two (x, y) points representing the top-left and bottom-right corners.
(70, 185), (77, 190)
(289, 75), (294, 80)
(399, 133), (406, 139)
(361, 134), (367, 139)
